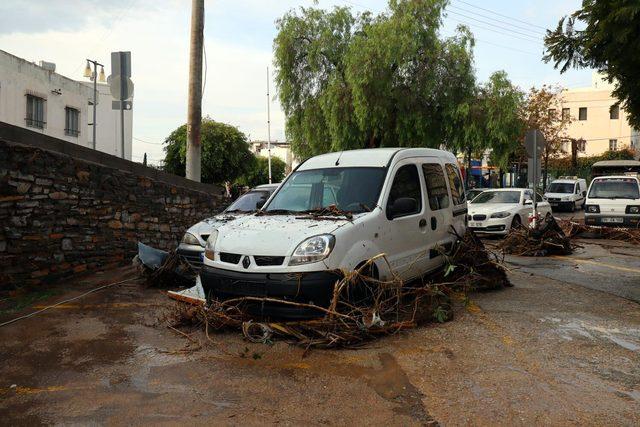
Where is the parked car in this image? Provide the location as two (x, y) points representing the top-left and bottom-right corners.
(544, 177), (587, 211)
(199, 148), (468, 318)
(467, 188), (552, 235)
(177, 183), (279, 270)
(584, 176), (640, 227)
(465, 189), (484, 206)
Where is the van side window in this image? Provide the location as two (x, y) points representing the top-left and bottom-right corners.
(422, 163), (450, 210)
(445, 163), (465, 205)
(387, 165), (422, 217)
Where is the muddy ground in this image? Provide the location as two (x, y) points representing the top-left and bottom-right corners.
(1, 238), (639, 426)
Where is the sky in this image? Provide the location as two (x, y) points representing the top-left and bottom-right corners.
(0, 0), (592, 165)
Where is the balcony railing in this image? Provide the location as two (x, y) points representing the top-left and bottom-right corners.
(65, 128), (80, 137)
(25, 117), (46, 129)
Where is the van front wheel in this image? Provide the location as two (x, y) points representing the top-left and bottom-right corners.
(346, 262), (380, 307)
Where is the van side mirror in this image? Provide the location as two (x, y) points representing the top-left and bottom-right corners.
(524, 199), (533, 205)
(582, 191), (587, 197)
(389, 197), (418, 218)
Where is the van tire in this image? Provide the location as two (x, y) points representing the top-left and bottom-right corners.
(346, 261), (380, 307)
(571, 202), (576, 212)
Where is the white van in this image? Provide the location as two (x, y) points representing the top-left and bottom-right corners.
(544, 177), (588, 211)
(584, 176), (640, 227)
(200, 148), (467, 317)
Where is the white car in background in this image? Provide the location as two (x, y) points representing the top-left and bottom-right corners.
(177, 183), (279, 269)
(467, 188), (552, 235)
(584, 176), (640, 227)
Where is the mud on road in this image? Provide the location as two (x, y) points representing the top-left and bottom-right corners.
(1, 239), (639, 426)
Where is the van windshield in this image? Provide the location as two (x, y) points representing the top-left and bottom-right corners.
(471, 191), (521, 204)
(588, 178), (640, 199)
(547, 182), (575, 194)
(264, 167), (386, 214)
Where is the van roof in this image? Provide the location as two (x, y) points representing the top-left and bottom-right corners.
(552, 178), (582, 183)
(297, 147), (457, 170)
(592, 175), (640, 181)
(592, 160), (640, 167)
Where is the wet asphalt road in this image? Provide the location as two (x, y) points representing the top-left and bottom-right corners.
(0, 227), (639, 425)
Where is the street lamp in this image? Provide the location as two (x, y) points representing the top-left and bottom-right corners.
(84, 59), (105, 150)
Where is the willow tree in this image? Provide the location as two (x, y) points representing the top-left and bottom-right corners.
(274, 0), (476, 159)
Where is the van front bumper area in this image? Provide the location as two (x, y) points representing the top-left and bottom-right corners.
(199, 265), (342, 319)
(585, 214), (640, 227)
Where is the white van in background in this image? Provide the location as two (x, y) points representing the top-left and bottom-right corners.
(544, 177), (588, 211)
(199, 148), (467, 318)
(584, 176), (640, 227)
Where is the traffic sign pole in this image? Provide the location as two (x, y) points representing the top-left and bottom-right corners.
(533, 131), (538, 228)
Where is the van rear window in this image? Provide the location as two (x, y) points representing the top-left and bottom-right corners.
(588, 178), (640, 199)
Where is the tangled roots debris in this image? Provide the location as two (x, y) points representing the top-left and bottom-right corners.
(498, 216), (575, 256)
(170, 230), (510, 349)
(558, 219), (640, 245)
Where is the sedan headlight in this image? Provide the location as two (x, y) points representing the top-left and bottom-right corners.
(181, 232), (200, 246)
(204, 230), (219, 260)
(585, 205), (600, 213)
(490, 211), (511, 219)
(289, 234), (335, 266)
(626, 205), (640, 214)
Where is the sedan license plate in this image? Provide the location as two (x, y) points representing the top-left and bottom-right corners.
(602, 217), (623, 223)
(469, 221), (483, 227)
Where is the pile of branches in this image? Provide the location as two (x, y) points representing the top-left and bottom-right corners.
(135, 250), (196, 288)
(172, 230), (510, 349)
(558, 219), (640, 245)
(498, 215), (575, 256)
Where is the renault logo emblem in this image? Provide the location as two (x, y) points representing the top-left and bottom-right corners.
(242, 256), (251, 269)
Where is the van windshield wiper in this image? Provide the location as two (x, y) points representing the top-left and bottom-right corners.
(257, 208), (296, 215)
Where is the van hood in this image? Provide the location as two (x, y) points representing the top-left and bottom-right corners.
(214, 214), (353, 256)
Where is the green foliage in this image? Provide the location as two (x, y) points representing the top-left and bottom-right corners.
(163, 118), (254, 184)
(238, 156), (287, 188)
(274, 0), (479, 159)
(547, 148), (636, 181)
(544, 0), (640, 128)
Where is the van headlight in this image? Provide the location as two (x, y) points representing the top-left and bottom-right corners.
(490, 211), (511, 219)
(289, 234), (335, 266)
(204, 230), (218, 260)
(626, 206), (640, 214)
(181, 232), (201, 246)
(585, 205), (600, 213)
(562, 196), (571, 201)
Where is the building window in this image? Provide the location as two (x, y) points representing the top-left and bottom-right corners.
(548, 108), (556, 117)
(576, 139), (586, 152)
(609, 139), (617, 151)
(578, 107), (587, 121)
(562, 108), (570, 120)
(610, 105), (619, 120)
(25, 94), (46, 129)
(65, 107), (80, 137)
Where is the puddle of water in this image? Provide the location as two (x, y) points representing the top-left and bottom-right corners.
(541, 316), (640, 352)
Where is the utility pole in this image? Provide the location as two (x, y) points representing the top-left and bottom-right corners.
(185, 0), (204, 182)
(266, 66), (272, 184)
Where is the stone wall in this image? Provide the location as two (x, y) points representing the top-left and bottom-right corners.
(0, 137), (226, 289)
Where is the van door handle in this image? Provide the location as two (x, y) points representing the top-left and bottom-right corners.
(431, 217), (437, 230)
(419, 219), (427, 228)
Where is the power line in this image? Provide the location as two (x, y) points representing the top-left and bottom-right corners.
(472, 37), (541, 56)
(133, 136), (164, 145)
(448, 4), (545, 36)
(446, 10), (542, 42)
(452, 0), (548, 31)
(448, 16), (543, 45)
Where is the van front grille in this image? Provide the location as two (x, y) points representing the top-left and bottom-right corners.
(220, 252), (242, 264)
(254, 255), (285, 266)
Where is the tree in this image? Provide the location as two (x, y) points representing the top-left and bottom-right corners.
(274, 0), (476, 159)
(543, 0), (640, 128)
(451, 71), (525, 187)
(163, 118), (254, 184)
(521, 86), (572, 191)
(238, 156), (287, 188)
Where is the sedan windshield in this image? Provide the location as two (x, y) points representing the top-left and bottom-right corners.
(225, 190), (271, 213)
(547, 183), (575, 194)
(588, 178), (640, 199)
(472, 191), (521, 204)
(265, 167), (386, 214)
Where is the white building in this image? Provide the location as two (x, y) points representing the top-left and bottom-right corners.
(0, 49), (132, 159)
(250, 140), (299, 173)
